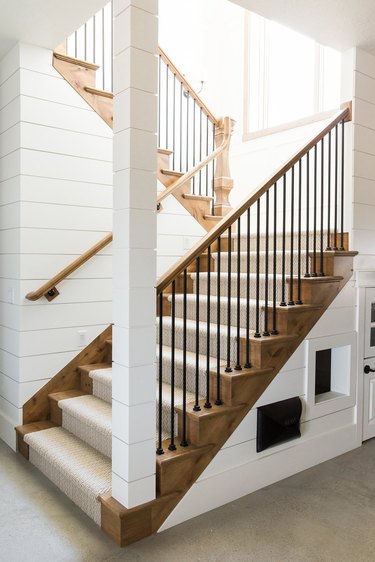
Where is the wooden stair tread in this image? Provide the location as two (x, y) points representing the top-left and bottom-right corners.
(84, 86), (113, 99)
(79, 362), (112, 374)
(158, 148), (173, 155)
(183, 194), (213, 202)
(160, 168), (184, 178)
(16, 420), (57, 438)
(289, 275), (343, 284)
(53, 51), (99, 71)
(204, 214), (222, 221)
(49, 389), (87, 403)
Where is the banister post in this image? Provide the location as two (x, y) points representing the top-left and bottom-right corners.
(213, 116), (235, 216)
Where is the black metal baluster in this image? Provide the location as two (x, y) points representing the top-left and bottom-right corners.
(225, 226), (233, 372)
(312, 145), (318, 276)
(289, 166), (295, 305)
(326, 131), (332, 250)
(186, 91), (189, 172)
(156, 292), (164, 455)
(110, 1), (113, 92)
(212, 124), (216, 211)
(255, 199), (262, 335)
(206, 115), (209, 197)
(172, 75), (176, 170)
(102, 8), (105, 90)
(199, 108), (203, 195)
(205, 246), (212, 408)
(245, 208), (251, 366)
(194, 257), (201, 411)
(272, 183), (278, 334)
(74, 31), (77, 58)
(216, 237), (222, 404)
(181, 270), (188, 447)
(340, 120), (345, 250)
(180, 82), (183, 171)
(280, 174), (287, 306)
(169, 282), (176, 451)
(319, 138), (325, 276)
(296, 160), (303, 305)
(165, 66), (169, 150)
(84, 23), (87, 60)
(192, 102), (196, 193)
(264, 190), (270, 334)
(158, 55), (161, 147)
(333, 124), (338, 250)
(93, 15), (96, 64)
(305, 153), (310, 277)
(235, 218), (242, 369)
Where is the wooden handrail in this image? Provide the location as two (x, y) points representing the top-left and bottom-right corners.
(157, 116), (232, 205)
(157, 104), (351, 293)
(158, 46), (219, 127)
(25, 233), (113, 301)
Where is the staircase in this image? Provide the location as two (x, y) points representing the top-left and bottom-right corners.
(15, 3), (357, 548)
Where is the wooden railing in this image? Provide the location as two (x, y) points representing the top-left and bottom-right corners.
(156, 103), (351, 453)
(25, 233), (112, 301)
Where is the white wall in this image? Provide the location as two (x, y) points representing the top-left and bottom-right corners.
(0, 42), (113, 449)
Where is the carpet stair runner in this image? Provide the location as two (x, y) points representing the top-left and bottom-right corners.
(19, 229), (350, 527)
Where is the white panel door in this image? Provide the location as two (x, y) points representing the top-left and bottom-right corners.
(363, 358), (375, 441)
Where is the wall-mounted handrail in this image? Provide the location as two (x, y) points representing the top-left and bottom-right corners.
(157, 104), (351, 294)
(25, 233), (113, 301)
(158, 46), (219, 127)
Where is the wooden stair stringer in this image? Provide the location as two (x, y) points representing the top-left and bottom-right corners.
(100, 252), (356, 546)
(21, 325), (112, 426)
(52, 53), (113, 128)
(53, 51), (224, 232)
(157, 167), (218, 232)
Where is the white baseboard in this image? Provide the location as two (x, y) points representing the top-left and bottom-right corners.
(0, 412), (17, 451)
(159, 423), (359, 531)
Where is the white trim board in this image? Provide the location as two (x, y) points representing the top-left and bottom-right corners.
(160, 421), (358, 532)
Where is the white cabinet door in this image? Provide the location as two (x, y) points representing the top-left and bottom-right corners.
(363, 359), (375, 441)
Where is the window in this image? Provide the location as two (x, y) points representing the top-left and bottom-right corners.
(244, 12), (341, 136)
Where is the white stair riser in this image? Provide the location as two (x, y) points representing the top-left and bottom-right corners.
(28, 448), (103, 525)
(158, 320), (239, 362)
(62, 411), (111, 458)
(174, 296), (266, 330)
(92, 380), (111, 404)
(192, 273), (284, 300)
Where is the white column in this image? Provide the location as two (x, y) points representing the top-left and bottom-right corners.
(111, 0), (158, 508)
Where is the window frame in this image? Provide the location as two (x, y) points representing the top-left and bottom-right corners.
(243, 11), (340, 141)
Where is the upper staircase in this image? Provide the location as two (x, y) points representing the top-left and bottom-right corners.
(15, 2), (356, 548)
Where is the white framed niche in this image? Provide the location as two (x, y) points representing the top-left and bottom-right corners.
(305, 332), (357, 420)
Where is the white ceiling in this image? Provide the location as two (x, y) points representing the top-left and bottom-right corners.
(231, 0), (375, 54)
(0, 0), (107, 59)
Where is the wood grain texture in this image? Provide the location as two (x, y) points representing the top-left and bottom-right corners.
(25, 233), (113, 301)
(157, 106), (351, 293)
(53, 55), (113, 127)
(100, 252), (356, 546)
(22, 325), (112, 424)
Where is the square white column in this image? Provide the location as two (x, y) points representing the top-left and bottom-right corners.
(112, 0), (158, 509)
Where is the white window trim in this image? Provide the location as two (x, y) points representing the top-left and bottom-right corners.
(243, 11), (340, 142)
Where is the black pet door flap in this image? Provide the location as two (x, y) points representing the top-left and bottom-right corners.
(256, 397), (302, 453)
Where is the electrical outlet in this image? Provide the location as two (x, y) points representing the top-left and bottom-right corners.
(77, 330), (88, 347)
(7, 288), (15, 304)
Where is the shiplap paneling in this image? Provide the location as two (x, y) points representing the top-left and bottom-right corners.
(0, 43), (113, 450)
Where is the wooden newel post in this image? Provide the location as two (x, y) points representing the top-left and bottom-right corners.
(213, 116), (235, 216)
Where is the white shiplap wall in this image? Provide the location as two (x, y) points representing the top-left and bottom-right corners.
(351, 49), (375, 270)
(0, 43), (113, 449)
